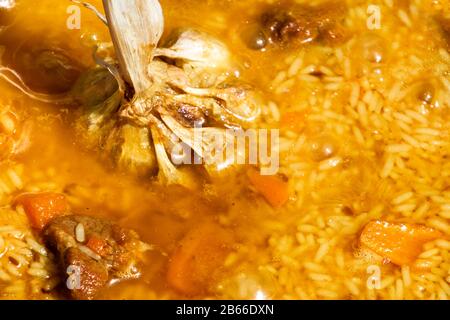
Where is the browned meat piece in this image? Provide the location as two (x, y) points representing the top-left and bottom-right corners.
(256, 1), (348, 48)
(43, 214), (148, 300)
(63, 247), (109, 300)
(262, 9), (317, 45)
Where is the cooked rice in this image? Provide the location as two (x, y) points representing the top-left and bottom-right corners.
(0, 162), (59, 300)
(216, 0), (450, 300)
(78, 245), (101, 261)
(75, 223), (85, 243)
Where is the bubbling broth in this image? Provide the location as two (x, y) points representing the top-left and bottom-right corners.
(0, 0), (449, 300)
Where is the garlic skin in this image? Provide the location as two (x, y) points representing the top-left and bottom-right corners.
(102, 0), (164, 93)
(156, 29), (232, 72)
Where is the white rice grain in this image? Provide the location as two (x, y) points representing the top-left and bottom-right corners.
(79, 245), (101, 261)
(401, 266), (412, 287)
(26, 238), (47, 257)
(75, 223), (86, 243)
(314, 243), (330, 263)
(392, 191), (414, 205)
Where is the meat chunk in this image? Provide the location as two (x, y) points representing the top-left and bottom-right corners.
(262, 8), (317, 45)
(43, 214), (149, 300)
(63, 247), (109, 300)
(257, 1), (348, 48)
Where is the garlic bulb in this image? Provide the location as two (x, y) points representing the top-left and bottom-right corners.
(1, 0), (263, 188)
(86, 0), (261, 185)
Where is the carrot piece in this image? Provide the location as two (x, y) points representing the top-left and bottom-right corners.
(167, 222), (233, 295)
(247, 167), (289, 208)
(86, 236), (109, 257)
(15, 192), (68, 230)
(280, 111), (306, 132)
(360, 220), (442, 266)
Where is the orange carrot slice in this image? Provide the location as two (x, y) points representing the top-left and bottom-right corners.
(15, 192), (69, 230)
(248, 167), (289, 208)
(360, 220), (442, 266)
(167, 222), (233, 295)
